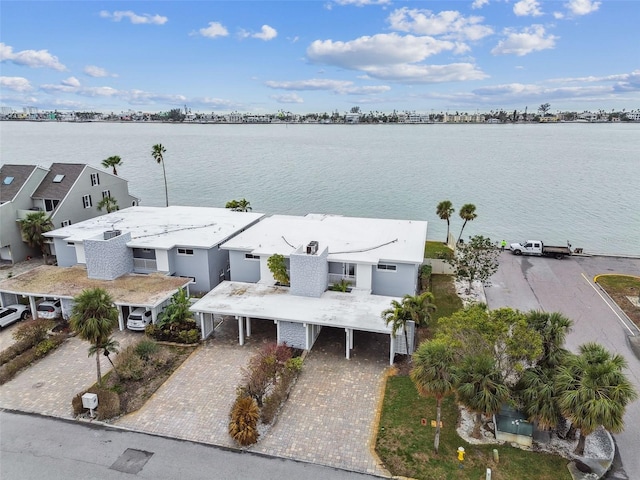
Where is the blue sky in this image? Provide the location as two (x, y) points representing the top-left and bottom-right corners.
(1, 0), (638, 114)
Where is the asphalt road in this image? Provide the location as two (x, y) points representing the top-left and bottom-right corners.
(486, 253), (640, 478)
(0, 411), (382, 480)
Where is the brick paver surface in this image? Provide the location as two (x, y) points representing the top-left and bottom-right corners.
(0, 330), (137, 418)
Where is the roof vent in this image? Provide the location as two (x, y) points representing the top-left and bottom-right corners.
(306, 240), (319, 255)
(104, 230), (121, 240)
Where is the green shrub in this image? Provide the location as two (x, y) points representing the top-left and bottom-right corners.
(177, 329), (200, 344)
(35, 339), (55, 356)
(285, 356), (303, 372)
(13, 318), (54, 346)
(0, 347), (38, 385)
(114, 345), (145, 381)
(229, 395), (260, 446)
(135, 339), (159, 360)
(144, 324), (157, 338)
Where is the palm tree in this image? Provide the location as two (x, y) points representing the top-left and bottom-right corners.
(436, 200), (455, 244)
(556, 343), (638, 455)
(382, 299), (412, 356)
(410, 340), (457, 453)
(456, 354), (510, 438)
(97, 196), (119, 213)
(516, 366), (562, 431)
(225, 198), (252, 212)
(158, 288), (192, 330)
(18, 211), (53, 264)
(89, 336), (120, 377)
(526, 311), (573, 368)
(457, 203), (477, 243)
(101, 155), (122, 175)
(70, 288), (119, 386)
(151, 143), (169, 207)
(402, 291), (436, 328)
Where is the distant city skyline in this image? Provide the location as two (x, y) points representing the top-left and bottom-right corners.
(1, 1), (638, 114)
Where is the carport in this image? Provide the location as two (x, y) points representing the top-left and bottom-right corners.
(0, 265), (192, 330)
(190, 281), (410, 364)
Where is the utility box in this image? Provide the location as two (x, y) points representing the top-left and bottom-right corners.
(81, 392), (98, 410)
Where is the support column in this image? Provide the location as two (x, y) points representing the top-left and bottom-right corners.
(275, 320), (280, 344)
(28, 297), (37, 320)
(345, 328), (351, 360)
(117, 306), (125, 331)
(350, 328), (354, 349)
(389, 335), (395, 365)
(245, 317), (251, 337)
(198, 312), (205, 339)
(304, 324), (311, 350)
(238, 316), (245, 346)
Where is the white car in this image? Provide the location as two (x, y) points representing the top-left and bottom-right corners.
(127, 307), (153, 331)
(36, 299), (62, 320)
(0, 304), (31, 328)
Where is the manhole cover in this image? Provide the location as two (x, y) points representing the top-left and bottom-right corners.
(32, 382), (44, 388)
(110, 448), (154, 474)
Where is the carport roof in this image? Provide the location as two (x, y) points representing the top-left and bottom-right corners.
(0, 265), (191, 307)
(190, 281), (396, 334)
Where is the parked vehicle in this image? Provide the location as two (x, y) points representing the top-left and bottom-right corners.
(509, 240), (572, 259)
(127, 307), (153, 331)
(0, 304), (31, 328)
(36, 299), (62, 319)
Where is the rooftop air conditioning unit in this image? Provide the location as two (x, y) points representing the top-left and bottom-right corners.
(103, 230), (121, 240)
(306, 240), (319, 255)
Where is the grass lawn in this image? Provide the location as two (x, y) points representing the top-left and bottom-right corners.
(376, 376), (571, 480)
(596, 275), (640, 329)
(430, 274), (463, 322)
(425, 241), (454, 259)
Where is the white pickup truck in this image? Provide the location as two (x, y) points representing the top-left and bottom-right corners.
(509, 240), (572, 259)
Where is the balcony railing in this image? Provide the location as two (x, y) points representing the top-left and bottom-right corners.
(133, 258), (157, 271)
(328, 273), (356, 285)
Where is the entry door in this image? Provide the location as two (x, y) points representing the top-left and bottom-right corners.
(343, 263), (355, 278)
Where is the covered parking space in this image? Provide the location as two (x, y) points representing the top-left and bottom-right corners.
(0, 265), (192, 330)
(190, 281), (411, 364)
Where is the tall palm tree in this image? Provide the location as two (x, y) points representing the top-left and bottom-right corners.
(410, 340), (457, 454)
(436, 200), (455, 244)
(89, 336), (120, 378)
(556, 343), (638, 455)
(101, 155), (122, 175)
(457, 203), (477, 243)
(382, 299), (412, 356)
(70, 288), (119, 386)
(97, 196), (119, 213)
(456, 354), (510, 438)
(18, 211), (53, 264)
(526, 311), (573, 368)
(151, 143), (169, 207)
(402, 291), (436, 329)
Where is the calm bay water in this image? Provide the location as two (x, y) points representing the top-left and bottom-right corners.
(1, 121), (638, 256)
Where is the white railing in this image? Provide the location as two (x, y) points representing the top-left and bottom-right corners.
(133, 258), (157, 271)
(328, 273), (356, 285)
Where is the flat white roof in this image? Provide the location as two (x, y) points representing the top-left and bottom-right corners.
(45, 206), (265, 250)
(221, 214), (427, 264)
(190, 281), (397, 334)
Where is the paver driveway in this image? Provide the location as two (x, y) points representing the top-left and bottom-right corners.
(115, 318), (391, 477)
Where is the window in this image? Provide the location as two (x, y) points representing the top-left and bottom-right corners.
(90, 173), (100, 186)
(67, 241), (74, 246)
(61, 220), (71, 227)
(102, 190), (111, 199)
(377, 264), (397, 272)
(245, 253), (260, 260)
(44, 199), (59, 211)
(82, 194), (92, 208)
(177, 248), (194, 255)
(53, 174), (65, 183)
(3, 176), (14, 185)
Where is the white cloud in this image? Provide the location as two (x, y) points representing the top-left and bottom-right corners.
(0, 76), (32, 92)
(553, 11), (565, 19)
(271, 93), (304, 104)
(84, 65), (116, 78)
(0, 43), (66, 71)
(387, 8), (493, 41)
(252, 25), (278, 41)
(565, 0), (601, 16)
(195, 22), (229, 38)
(307, 33), (455, 69)
(514, 0), (543, 17)
(361, 63), (488, 83)
(265, 78), (391, 95)
(331, 0), (391, 6)
(491, 25), (557, 56)
(61, 77), (81, 87)
(99, 10), (168, 25)
(471, 0), (490, 9)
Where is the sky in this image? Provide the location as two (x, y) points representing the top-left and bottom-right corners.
(1, 0), (639, 115)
